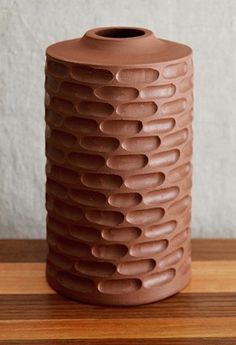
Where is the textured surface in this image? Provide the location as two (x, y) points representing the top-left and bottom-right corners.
(1, 0), (236, 238)
(1, 239), (236, 343)
(45, 29), (193, 304)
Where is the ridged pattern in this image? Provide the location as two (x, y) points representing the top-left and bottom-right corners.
(45, 56), (193, 304)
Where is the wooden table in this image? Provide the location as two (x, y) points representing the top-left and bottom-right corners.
(0, 239), (236, 344)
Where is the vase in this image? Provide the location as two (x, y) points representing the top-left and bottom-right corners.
(45, 27), (193, 306)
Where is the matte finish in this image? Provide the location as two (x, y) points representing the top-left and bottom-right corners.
(1, 239), (236, 344)
(45, 27), (193, 305)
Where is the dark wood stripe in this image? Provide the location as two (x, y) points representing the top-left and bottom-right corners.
(0, 338), (236, 345)
(0, 240), (47, 262)
(0, 239), (236, 262)
(192, 239), (236, 260)
(1, 293), (236, 320)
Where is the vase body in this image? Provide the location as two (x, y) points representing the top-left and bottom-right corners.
(45, 27), (193, 306)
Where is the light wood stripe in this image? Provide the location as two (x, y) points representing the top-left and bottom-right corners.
(0, 318), (236, 340)
(183, 260), (236, 293)
(0, 261), (236, 294)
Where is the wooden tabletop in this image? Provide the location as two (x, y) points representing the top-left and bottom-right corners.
(1, 239), (236, 344)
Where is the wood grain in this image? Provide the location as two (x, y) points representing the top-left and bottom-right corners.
(0, 239), (236, 344)
(1, 261), (236, 294)
(0, 293), (236, 320)
(1, 317), (236, 340)
(1, 339), (236, 345)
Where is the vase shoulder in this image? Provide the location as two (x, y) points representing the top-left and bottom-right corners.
(46, 26), (192, 66)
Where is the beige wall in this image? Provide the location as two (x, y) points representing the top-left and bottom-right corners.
(0, 0), (236, 238)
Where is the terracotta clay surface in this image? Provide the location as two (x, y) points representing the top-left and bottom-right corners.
(45, 27), (193, 305)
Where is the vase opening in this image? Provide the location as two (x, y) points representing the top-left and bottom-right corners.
(95, 28), (145, 39)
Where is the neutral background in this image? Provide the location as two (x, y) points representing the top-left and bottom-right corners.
(0, 0), (236, 238)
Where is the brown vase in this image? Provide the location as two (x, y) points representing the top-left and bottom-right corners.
(45, 27), (193, 306)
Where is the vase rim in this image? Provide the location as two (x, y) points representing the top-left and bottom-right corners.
(85, 26), (153, 42)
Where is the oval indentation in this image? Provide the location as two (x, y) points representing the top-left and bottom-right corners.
(98, 278), (142, 294)
(81, 173), (123, 190)
(150, 149), (180, 168)
(45, 92), (50, 107)
(45, 110), (63, 127)
(182, 176), (192, 191)
(143, 118), (175, 134)
(179, 256), (191, 275)
(161, 98), (186, 116)
(179, 76), (193, 93)
(95, 86), (138, 101)
(47, 230), (57, 247)
(92, 244), (128, 259)
(57, 272), (94, 293)
(46, 75), (60, 92)
(47, 60), (69, 78)
(60, 82), (93, 99)
(168, 196), (191, 215)
(118, 68), (159, 84)
(46, 145), (65, 163)
(46, 194), (54, 211)
(118, 259), (155, 276)
(50, 129), (77, 147)
(107, 154), (148, 170)
(182, 212), (191, 227)
(182, 142), (193, 158)
(130, 239), (168, 257)
(46, 179), (67, 199)
(144, 187), (179, 205)
(49, 165), (78, 184)
(47, 216), (67, 236)
(102, 227), (141, 242)
(145, 221), (177, 238)
(65, 117), (98, 134)
(54, 200), (83, 221)
(69, 189), (106, 207)
(51, 97), (74, 113)
(117, 102), (157, 118)
(77, 101), (114, 117)
(159, 248), (184, 269)
(122, 136), (160, 152)
(177, 111), (193, 128)
(125, 172), (165, 190)
(57, 238), (90, 258)
(162, 129), (188, 148)
(100, 120), (142, 135)
(168, 163), (191, 183)
(48, 251), (72, 270)
(69, 225), (101, 242)
(80, 136), (119, 153)
(68, 153), (105, 170)
(46, 264), (57, 278)
(143, 269), (175, 288)
(140, 84), (176, 99)
(172, 229), (189, 246)
(163, 62), (187, 79)
(75, 261), (116, 277)
(108, 193), (142, 208)
(86, 210), (124, 226)
(71, 66), (113, 84)
(127, 208), (164, 225)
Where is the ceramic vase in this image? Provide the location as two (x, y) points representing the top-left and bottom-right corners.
(45, 27), (193, 306)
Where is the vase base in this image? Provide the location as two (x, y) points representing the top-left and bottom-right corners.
(46, 267), (191, 306)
